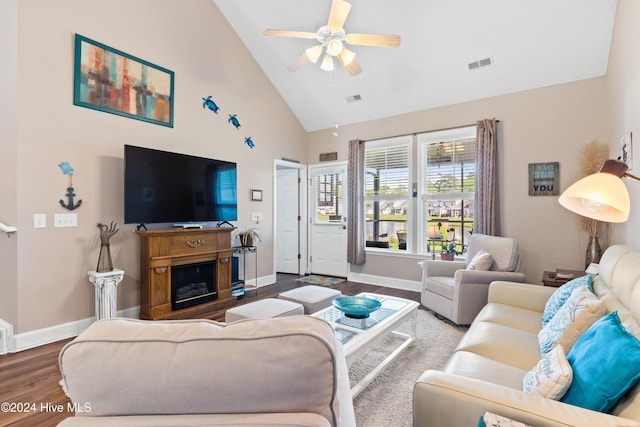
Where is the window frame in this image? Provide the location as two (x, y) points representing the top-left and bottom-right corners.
(363, 135), (413, 252)
(417, 125), (477, 255)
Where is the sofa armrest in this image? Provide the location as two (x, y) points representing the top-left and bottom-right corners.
(487, 281), (556, 312)
(455, 270), (525, 285)
(419, 260), (466, 277)
(414, 370), (640, 427)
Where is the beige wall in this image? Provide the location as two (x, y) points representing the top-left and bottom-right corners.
(307, 77), (609, 284)
(4, 0), (639, 341)
(606, 0), (640, 245)
(10, 0), (306, 334)
(0, 0), (18, 328)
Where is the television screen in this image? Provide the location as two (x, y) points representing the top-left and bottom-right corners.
(124, 145), (237, 225)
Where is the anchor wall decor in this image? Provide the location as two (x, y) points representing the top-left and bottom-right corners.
(58, 161), (83, 211)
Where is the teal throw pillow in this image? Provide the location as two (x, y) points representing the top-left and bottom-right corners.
(561, 311), (640, 412)
(541, 275), (593, 327)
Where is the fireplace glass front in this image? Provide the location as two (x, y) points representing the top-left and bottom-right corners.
(171, 261), (217, 310)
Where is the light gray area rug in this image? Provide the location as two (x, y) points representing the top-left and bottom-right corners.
(350, 309), (467, 426)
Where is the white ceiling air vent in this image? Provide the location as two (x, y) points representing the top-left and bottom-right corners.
(345, 94), (362, 104)
(468, 57), (493, 71)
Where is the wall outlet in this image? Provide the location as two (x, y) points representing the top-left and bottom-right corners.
(33, 213), (46, 228)
(54, 213), (78, 228)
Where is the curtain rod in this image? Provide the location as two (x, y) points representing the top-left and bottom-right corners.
(362, 120), (500, 143)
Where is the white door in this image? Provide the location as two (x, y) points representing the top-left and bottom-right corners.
(309, 162), (349, 278)
(276, 166), (300, 274)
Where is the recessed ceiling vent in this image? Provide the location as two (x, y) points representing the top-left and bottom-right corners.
(345, 94), (362, 104)
(468, 57), (493, 71)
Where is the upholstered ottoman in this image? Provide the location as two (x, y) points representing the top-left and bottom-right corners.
(278, 285), (342, 314)
(224, 298), (304, 322)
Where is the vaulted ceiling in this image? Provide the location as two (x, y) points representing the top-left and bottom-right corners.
(213, 0), (617, 132)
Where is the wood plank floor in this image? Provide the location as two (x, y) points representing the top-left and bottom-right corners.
(0, 274), (421, 427)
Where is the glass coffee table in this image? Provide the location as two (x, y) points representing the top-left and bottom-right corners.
(312, 292), (419, 397)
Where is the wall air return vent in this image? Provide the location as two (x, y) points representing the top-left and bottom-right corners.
(345, 94), (362, 104)
(468, 57), (493, 71)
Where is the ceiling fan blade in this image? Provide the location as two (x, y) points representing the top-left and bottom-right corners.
(345, 33), (401, 48)
(327, 0), (352, 32)
(263, 29), (317, 39)
(337, 53), (362, 76)
(286, 53), (309, 72)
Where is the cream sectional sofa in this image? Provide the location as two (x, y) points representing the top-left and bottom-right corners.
(59, 316), (356, 427)
(414, 245), (640, 427)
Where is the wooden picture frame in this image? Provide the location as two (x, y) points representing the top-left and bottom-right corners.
(73, 34), (174, 127)
(528, 162), (559, 196)
(251, 189), (263, 201)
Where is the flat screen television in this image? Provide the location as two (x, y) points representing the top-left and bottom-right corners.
(124, 144), (237, 226)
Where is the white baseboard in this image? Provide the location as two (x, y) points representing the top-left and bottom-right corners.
(4, 306), (140, 354)
(0, 319), (14, 354)
(3, 272), (414, 353)
(347, 272), (422, 293)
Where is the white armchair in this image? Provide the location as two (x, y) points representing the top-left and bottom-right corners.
(419, 233), (526, 325)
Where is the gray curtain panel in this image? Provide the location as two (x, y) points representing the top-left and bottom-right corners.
(347, 139), (366, 264)
(474, 118), (500, 236)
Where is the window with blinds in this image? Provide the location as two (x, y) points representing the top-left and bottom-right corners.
(313, 171), (344, 223)
(364, 136), (411, 250)
(418, 125), (477, 255)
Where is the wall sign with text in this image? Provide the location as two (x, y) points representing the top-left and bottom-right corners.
(528, 162), (559, 196)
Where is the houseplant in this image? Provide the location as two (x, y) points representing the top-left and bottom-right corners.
(577, 140), (610, 267)
(441, 242), (458, 261)
(234, 227), (262, 247)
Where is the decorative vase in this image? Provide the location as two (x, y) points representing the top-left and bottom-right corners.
(441, 252), (455, 261)
(240, 234), (253, 247)
(585, 235), (602, 269)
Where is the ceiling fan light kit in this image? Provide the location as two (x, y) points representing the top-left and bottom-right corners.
(263, 0), (400, 76)
(320, 55), (335, 72)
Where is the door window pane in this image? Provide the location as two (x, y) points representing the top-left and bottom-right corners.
(314, 171), (343, 223)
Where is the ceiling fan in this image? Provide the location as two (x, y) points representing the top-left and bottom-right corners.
(263, 0), (401, 76)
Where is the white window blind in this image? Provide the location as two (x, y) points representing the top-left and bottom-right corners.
(365, 142), (410, 196)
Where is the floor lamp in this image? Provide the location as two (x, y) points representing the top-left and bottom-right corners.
(558, 159), (639, 223)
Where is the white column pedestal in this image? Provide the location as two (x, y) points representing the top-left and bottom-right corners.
(88, 269), (125, 320)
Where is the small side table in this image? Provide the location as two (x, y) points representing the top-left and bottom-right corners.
(232, 246), (258, 295)
(88, 269), (125, 320)
(541, 269), (586, 287)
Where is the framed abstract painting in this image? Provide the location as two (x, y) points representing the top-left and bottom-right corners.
(73, 34), (174, 127)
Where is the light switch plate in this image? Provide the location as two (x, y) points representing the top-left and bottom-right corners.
(33, 213), (46, 228)
(54, 213), (78, 228)
(250, 212), (263, 223)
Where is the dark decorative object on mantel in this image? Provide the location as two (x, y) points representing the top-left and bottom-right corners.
(97, 222), (120, 272)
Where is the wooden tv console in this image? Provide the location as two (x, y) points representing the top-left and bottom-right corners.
(136, 227), (235, 320)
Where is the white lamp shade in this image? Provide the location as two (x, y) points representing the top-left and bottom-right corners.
(326, 38), (344, 56)
(320, 55), (335, 71)
(305, 45), (323, 63)
(558, 172), (630, 223)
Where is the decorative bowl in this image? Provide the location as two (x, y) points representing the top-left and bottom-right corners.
(332, 296), (382, 319)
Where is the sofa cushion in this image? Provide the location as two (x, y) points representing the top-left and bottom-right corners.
(455, 321), (540, 371)
(538, 286), (605, 355)
(562, 311), (640, 413)
(522, 344), (572, 400)
(59, 317), (342, 425)
(465, 234), (519, 271)
(541, 275), (593, 327)
(467, 249), (493, 271)
(473, 303), (542, 334)
(444, 350), (527, 390)
(425, 276), (456, 300)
